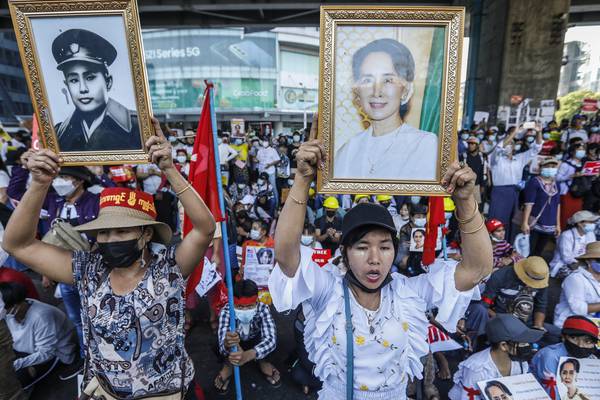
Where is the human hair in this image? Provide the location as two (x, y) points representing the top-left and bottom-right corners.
(233, 279), (258, 298)
(484, 380), (512, 399)
(303, 224), (316, 235)
(352, 38), (415, 83)
(252, 219), (269, 233)
(412, 229), (425, 239)
(560, 358), (580, 373)
(0, 282), (27, 308)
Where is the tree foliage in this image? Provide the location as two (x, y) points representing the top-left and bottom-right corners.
(556, 90), (600, 122)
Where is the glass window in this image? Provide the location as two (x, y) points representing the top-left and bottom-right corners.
(280, 51), (318, 75)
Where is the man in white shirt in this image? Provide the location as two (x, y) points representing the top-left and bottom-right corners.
(554, 242), (600, 327)
(256, 140), (280, 205)
(0, 291), (25, 399)
(218, 136), (239, 187)
(0, 282), (76, 391)
(488, 125), (542, 239)
(449, 314), (543, 400)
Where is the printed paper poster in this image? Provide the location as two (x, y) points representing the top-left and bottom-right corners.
(478, 373), (550, 400)
(243, 245), (274, 288)
(556, 357), (600, 400)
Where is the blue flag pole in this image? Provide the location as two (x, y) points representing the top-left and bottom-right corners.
(207, 82), (243, 400)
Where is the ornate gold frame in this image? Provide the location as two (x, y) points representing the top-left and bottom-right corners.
(9, 0), (153, 166)
(317, 6), (464, 195)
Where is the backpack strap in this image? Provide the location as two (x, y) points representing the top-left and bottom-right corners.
(342, 280), (354, 400)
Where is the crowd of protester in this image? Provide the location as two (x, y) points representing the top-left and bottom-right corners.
(0, 111), (600, 399)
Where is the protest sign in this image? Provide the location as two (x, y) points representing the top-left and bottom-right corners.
(556, 357), (600, 400)
(243, 245), (274, 288)
(582, 161), (600, 177)
(478, 373), (550, 400)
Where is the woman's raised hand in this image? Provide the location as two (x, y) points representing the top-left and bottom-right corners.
(295, 114), (326, 179)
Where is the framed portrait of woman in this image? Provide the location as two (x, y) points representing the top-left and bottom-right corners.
(9, 0), (153, 165)
(317, 6), (464, 195)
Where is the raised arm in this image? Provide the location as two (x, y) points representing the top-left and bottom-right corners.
(145, 118), (216, 277)
(2, 150), (73, 284)
(274, 115), (325, 277)
(442, 162), (493, 291)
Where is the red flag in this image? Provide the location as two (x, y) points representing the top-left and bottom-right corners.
(185, 83), (225, 297)
(422, 197), (445, 265)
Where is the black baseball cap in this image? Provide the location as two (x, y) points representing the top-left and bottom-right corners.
(486, 314), (544, 343)
(341, 202), (397, 245)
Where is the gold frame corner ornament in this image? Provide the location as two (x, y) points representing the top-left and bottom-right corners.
(316, 6), (465, 196)
(8, 0), (153, 166)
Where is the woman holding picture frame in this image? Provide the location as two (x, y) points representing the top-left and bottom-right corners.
(2, 119), (215, 400)
(269, 116), (493, 399)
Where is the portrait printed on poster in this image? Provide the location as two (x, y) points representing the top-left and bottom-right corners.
(317, 7), (463, 195)
(9, 0), (153, 165)
(477, 374), (550, 400)
(556, 357), (600, 400)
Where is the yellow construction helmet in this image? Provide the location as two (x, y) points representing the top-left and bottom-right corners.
(323, 196), (340, 209)
(354, 194), (370, 202)
(376, 195), (392, 202)
(444, 197), (456, 212)
(308, 188), (316, 198)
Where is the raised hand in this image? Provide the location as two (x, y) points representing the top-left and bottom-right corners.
(442, 161), (476, 201)
(27, 149), (61, 185)
(295, 114), (325, 179)
(146, 117), (174, 171)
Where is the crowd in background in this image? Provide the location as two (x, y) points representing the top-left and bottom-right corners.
(1, 110), (600, 399)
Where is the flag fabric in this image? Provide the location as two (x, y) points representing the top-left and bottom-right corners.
(422, 197), (445, 265)
(31, 115), (41, 150)
(185, 84), (225, 297)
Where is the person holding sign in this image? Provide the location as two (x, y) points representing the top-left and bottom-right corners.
(269, 115), (493, 399)
(449, 314), (543, 400)
(532, 315), (599, 399)
(1, 119), (216, 398)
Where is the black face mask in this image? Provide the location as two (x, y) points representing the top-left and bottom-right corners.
(565, 339), (597, 358)
(344, 267), (392, 294)
(97, 237), (143, 269)
(326, 210), (337, 218)
(507, 342), (534, 362)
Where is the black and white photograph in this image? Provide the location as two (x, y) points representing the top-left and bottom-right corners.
(32, 17), (140, 152)
(9, 0), (153, 165)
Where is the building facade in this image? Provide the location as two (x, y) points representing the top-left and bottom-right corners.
(0, 31), (33, 126)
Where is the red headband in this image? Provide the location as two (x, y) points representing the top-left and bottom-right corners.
(99, 188), (157, 219)
(563, 317), (599, 338)
(234, 295), (258, 306)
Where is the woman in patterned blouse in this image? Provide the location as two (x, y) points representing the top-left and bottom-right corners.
(2, 118), (216, 399)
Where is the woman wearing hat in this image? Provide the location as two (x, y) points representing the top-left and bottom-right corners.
(550, 211), (599, 278)
(554, 242), (600, 328)
(269, 117), (493, 399)
(2, 118), (216, 399)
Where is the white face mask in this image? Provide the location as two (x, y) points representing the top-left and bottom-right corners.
(235, 307), (257, 324)
(514, 144), (522, 152)
(576, 150), (586, 159)
(444, 212), (453, 221)
(410, 196), (421, 205)
(250, 229), (261, 240)
(293, 136), (300, 143)
(52, 177), (77, 198)
(217, 138), (223, 145)
(583, 223), (596, 233)
(414, 217), (427, 227)
(300, 235), (314, 246)
(237, 183), (246, 190)
(176, 155), (187, 164)
(257, 179), (265, 186)
(261, 141), (269, 148)
(526, 136), (535, 143)
(287, 179), (294, 186)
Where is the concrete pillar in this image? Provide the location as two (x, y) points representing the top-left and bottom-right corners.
(473, 0), (570, 122)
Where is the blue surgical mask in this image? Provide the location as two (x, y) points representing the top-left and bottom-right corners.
(235, 307), (257, 324)
(526, 136), (535, 144)
(591, 127), (599, 133)
(488, 135), (497, 141)
(583, 223), (596, 233)
(461, 133), (469, 140)
(540, 167), (558, 178)
(410, 196), (421, 205)
(576, 150), (586, 159)
(514, 144), (522, 152)
(444, 212), (453, 221)
(590, 261), (600, 273)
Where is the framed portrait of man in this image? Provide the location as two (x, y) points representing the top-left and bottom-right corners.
(9, 0), (153, 165)
(317, 6), (464, 195)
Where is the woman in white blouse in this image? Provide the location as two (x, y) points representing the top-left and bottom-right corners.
(549, 210), (599, 278)
(269, 117), (493, 399)
(554, 242), (600, 328)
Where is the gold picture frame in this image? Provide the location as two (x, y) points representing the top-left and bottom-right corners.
(317, 6), (464, 195)
(9, 0), (153, 165)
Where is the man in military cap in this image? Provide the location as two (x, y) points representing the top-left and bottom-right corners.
(52, 29), (141, 152)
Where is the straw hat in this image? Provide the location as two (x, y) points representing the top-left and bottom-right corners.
(576, 241), (600, 260)
(514, 256), (549, 289)
(568, 210), (600, 225)
(75, 188), (172, 244)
